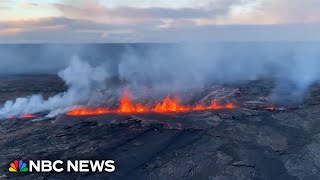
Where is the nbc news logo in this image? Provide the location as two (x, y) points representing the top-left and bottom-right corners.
(9, 159), (115, 173)
(9, 160), (28, 172)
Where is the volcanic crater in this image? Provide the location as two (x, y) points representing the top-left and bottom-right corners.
(1, 75), (320, 180)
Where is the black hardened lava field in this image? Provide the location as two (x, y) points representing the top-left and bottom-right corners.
(1, 75), (320, 180)
(1, 0), (319, 179)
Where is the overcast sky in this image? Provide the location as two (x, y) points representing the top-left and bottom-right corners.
(0, 0), (320, 42)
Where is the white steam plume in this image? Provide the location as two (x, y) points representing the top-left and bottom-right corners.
(118, 44), (320, 105)
(1, 44), (320, 117)
(0, 56), (108, 118)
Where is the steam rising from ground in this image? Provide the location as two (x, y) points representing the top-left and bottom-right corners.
(119, 44), (320, 105)
(0, 44), (320, 117)
(0, 56), (108, 118)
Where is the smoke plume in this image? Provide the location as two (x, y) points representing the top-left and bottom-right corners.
(118, 44), (320, 104)
(0, 56), (109, 118)
(0, 43), (320, 117)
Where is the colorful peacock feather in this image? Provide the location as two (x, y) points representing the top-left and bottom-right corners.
(9, 160), (28, 172)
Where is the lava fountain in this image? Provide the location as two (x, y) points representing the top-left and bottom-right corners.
(67, 89), (236, 116)
(118, 89), (148, 113)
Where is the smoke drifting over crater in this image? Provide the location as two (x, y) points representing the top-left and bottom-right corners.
(0, 56), (109, 117)
(117, 44), (320, 104)
(0, 43), (319, 117)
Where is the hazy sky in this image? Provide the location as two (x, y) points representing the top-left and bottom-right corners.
(0, 0), (320, 42)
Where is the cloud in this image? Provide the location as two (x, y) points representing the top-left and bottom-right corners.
(18, 2), (39, 9)
(1, 17), (120, 30)
(54, 0), (320, 25)
(0, 16), (320, 42)
(0, 17), (140, 42)
(0, 0), (319, 42)
(221, 0), (320, 25)
(0, 0), (10, 9)
(135, 23), (320, 42)
(258, 0), (320, 23)
(54, 0), (244, 23)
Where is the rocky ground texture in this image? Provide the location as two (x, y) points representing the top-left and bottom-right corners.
(0, 76), (320, 180)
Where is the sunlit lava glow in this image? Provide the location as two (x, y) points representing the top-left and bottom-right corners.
(66, 89), (236, 116)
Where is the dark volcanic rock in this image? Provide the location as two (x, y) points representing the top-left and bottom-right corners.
(0, 76), (320, 180)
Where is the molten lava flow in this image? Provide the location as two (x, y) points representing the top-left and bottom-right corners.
(266, 107), (276, 111)
(66, 89), (236, 116)
(225, 103), (235, 109)
(135, 103), (148, 113)
(192, 103), (206, 111)
(153, 96), (190, 112)
(66, 107), (110, 116)
(265, 106), (288, 111)
(118, 89), (148, 113)
(19, 114), (36, 119)
(208, 100), (223, 109)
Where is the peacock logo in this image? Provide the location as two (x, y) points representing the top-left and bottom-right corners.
(9, 160), (28, 172)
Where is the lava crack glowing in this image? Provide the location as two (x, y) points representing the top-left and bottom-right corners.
(67, 89), (235, 116)
(19, 114), (36, 119)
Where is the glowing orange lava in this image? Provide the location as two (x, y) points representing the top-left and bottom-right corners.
(118, 89), (148, 113)
(19, 114), (36, 119)
(225, 103), (235, 109)
(153, 96), (190, 112)
(66, 107), (110, 116)
(266, 107), (276, 111)
(192, 103), (206, 111)
(66, 89), (236, 116)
